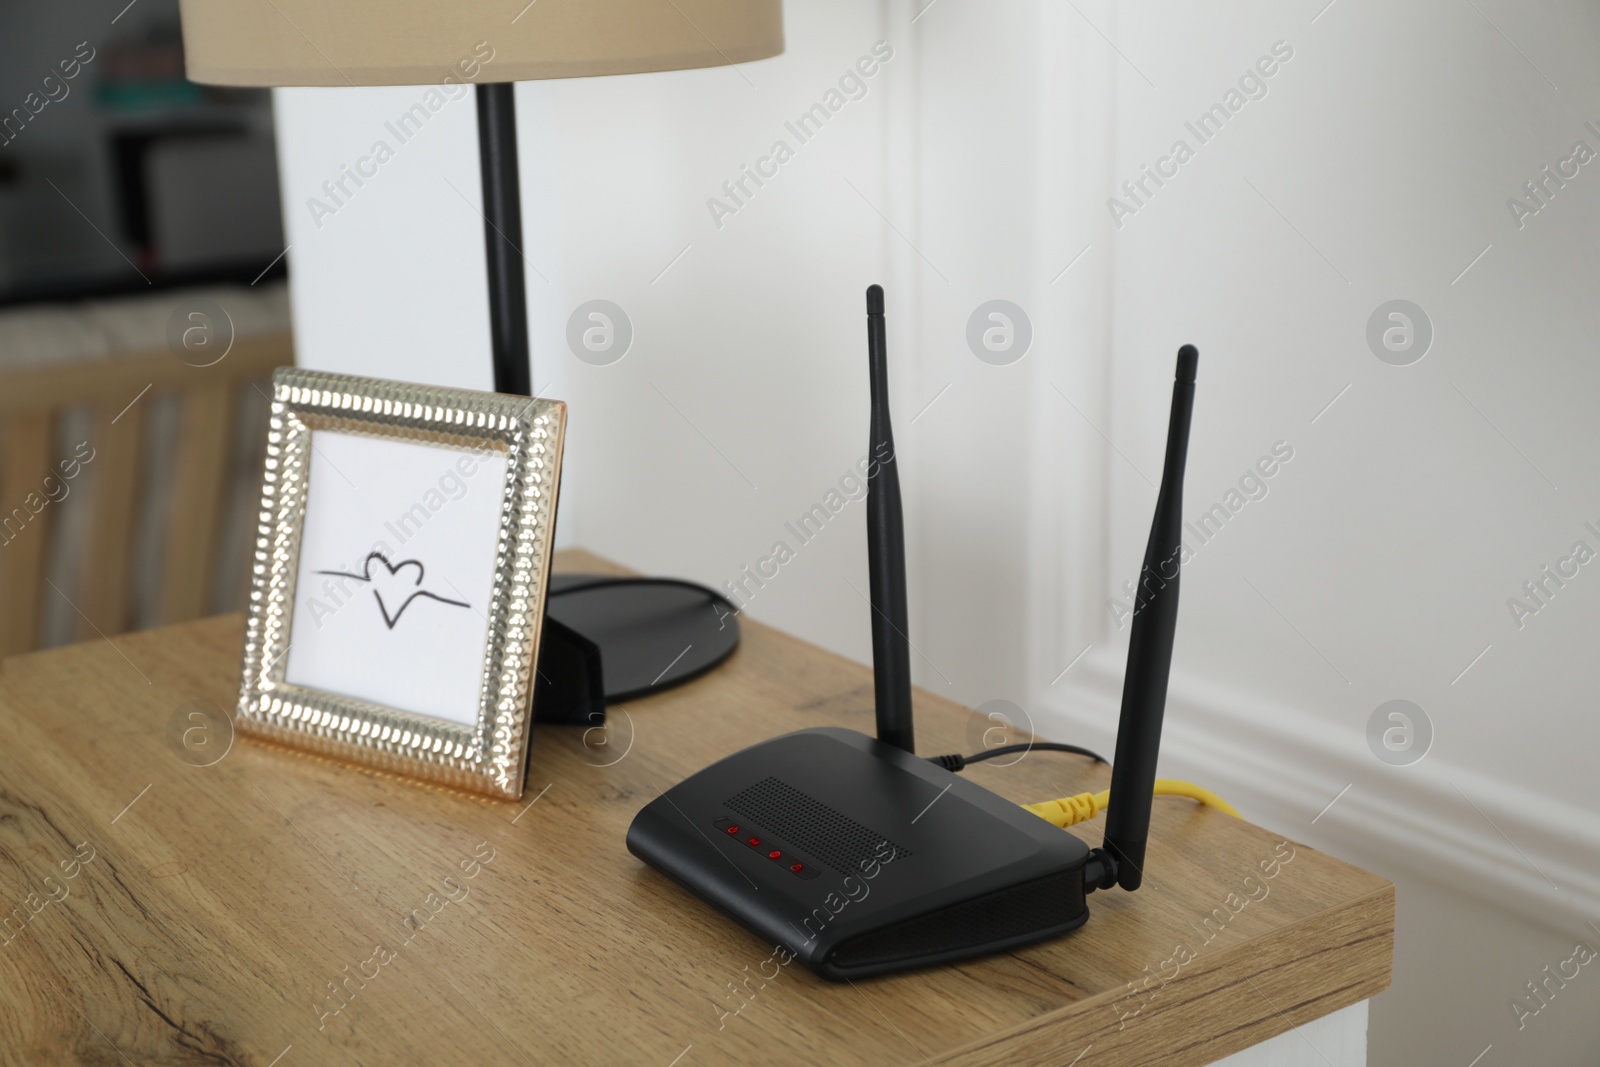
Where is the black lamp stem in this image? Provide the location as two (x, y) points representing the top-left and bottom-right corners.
(476, 82), (531, 397)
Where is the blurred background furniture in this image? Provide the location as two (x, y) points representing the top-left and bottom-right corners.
(1, 0), (289, 659)
(0, 2), (282, 303)
(0, 283), (290, 657)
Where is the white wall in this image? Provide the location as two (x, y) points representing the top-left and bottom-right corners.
(275, 1), (1600, 1062)
(273, 83), (499, 391)
(1046, 2), (1600, 1063)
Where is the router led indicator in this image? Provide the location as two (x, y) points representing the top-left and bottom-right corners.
(711, 816), (816, 878)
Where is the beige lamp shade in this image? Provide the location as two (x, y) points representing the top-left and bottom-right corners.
(177, 0), (783, 87)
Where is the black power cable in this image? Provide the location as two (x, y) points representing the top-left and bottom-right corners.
(927, 741), (1108, 773)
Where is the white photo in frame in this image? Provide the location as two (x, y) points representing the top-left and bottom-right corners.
(237, 368), (566, 799)
(285, 432), (508, 727)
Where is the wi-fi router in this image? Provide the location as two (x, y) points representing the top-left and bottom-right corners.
(628, 285), (1197, 979)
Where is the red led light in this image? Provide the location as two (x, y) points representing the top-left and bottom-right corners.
(746, 836), (761, 847)
(768, 850), (782, 860)
(725, 825), (740, 835)
(790, 863), (804, 873)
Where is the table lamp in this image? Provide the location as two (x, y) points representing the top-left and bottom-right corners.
(176, 0), (783, 719)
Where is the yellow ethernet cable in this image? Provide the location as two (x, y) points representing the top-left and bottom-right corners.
(1023, 780), (1241, 829)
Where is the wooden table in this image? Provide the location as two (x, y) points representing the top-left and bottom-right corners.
(0, 550), (1392, 1066)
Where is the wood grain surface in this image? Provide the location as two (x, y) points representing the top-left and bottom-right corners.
(0, 549), (1392, 1066)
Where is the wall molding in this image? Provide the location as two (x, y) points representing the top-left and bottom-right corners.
(1013, 25), (1600, 936)
(893, 0), (1600, 953)
(1033, 650), (1600, 935)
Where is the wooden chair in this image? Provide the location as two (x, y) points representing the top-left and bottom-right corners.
(0, 333), (292, 657)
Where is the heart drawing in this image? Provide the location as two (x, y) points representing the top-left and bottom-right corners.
(315, 552), (471, 630)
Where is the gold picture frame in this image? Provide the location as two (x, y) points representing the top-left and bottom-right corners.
(237, 368), (566, 798)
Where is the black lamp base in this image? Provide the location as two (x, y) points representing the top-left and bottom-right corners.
(532, 576), (740, 725)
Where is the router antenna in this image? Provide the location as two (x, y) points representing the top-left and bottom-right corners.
(1102, 345), (1197, 892)
(865, 284), (915, 753)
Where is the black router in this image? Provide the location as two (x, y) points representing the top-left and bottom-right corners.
(627, 285), (1196, 979)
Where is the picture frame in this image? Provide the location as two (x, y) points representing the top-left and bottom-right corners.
(237, 367), (566, 799)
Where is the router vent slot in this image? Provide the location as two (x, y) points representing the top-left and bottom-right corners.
(724, 777), (911, 874)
